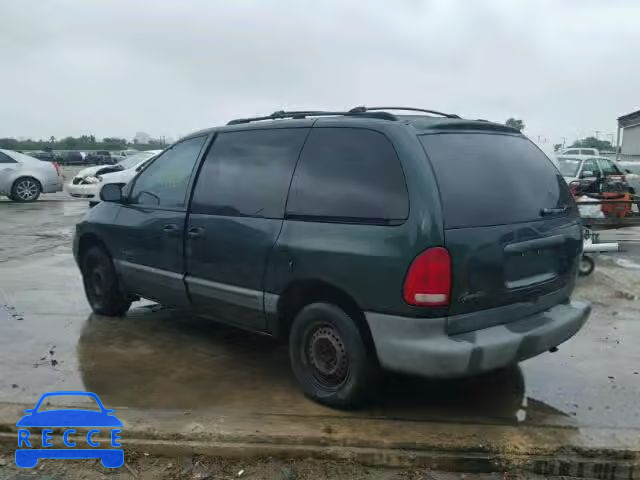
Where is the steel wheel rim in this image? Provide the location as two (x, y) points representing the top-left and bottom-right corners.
(306, 324), (349, 389)
(84, 257), (109, 306)
(16, 180), (38, 200)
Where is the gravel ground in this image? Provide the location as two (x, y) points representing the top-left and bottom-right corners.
(0, 451), (578, 480)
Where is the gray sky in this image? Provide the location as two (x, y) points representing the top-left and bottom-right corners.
(1, 0), (638, 148)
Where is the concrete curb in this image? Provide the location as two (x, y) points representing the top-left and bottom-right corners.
(1, 432), (636, 478)
(0, 403), (638, 478)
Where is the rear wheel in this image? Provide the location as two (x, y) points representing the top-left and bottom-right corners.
(81, 245), (131, 316)
(11, 177), (41, 202)
(289, 302), (378, 408)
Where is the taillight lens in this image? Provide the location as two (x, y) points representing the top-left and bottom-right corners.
(52, 162), (61, 176)
(403, 247), (451, 306)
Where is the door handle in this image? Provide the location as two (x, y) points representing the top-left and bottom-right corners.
(187, 226), (205, 239)
(162, 224), (180, 236)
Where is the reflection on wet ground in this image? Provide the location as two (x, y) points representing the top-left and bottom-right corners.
(2, 251), (640, 433)
(76, 306), (552, 426)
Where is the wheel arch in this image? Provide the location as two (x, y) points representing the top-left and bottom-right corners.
(274, 279), (378, 360)
(77, 232), (112, 268)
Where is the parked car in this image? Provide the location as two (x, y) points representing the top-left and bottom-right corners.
(559, 147), (600, 156)
(85, 151), (113, 165)
(109, 152), (126, 163)
(556, 155), (634, 192)
(73, 107), (590, 407)
(66, 150), (161, 205)
(0, 149), (63, 201)
(61, 151), (86, 165)
(28, 151), (57, 162)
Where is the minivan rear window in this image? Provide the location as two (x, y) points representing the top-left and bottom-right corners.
(419, 133), (573, 229)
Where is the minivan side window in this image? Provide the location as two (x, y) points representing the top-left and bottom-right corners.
(190, 128), (309, 218)
(129, 135), (207, 208)
(286, 128), (409, 224)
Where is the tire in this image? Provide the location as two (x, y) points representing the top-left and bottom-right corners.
(289, 302), (378, 408)
(81, 245), (132, 316)
(11, 177), (41, 202)
(578, 255), (595, 277)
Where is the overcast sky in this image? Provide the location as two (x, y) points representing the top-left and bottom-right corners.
(1, 0), (638, 148)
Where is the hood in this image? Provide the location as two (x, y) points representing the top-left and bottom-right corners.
(74, 165), (103, 178)
(94, 165), (124, 176)
(100, 168), (137, 183)
(75, 165), (124, 179)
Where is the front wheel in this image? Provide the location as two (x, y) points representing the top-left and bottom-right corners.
(579, 255), (595, 277)
(11, 177), (41, 202)
(289, 302), (378, 408)
(81, 246), (132, 316)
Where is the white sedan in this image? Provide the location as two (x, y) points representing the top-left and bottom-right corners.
(66, 150), (161, 204)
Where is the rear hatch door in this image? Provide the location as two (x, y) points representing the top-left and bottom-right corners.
(419, 131), (582, 334)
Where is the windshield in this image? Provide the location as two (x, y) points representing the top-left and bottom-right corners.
(117, 152), (156, 169)
(556, 157), (581, 177)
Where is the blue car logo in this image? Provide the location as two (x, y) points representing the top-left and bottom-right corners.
(15, 391), (123, 468)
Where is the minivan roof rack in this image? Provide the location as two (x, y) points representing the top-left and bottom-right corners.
(227, 109), (397, 125)
(349, 106), (460, 119)
(226, 106), (460, 125)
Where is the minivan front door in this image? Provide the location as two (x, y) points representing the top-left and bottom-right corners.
(185, 127), (310, 331)
(111, 135), (208, 306)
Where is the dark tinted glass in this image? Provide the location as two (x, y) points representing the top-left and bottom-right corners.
(0, 152), (16, 163)
(286, 128), (408, 223)
(419, 133), (574, 228)
(191, 128), (308, 218)
(130, 135), (206, 208)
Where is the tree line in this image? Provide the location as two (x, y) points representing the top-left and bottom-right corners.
(504, 118), (617, 152)
(0, 135), (166, 152)
(1, 123), (617, 154)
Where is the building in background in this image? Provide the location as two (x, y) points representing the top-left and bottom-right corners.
(617, 109), (640, 161)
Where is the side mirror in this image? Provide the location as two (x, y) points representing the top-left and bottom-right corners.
(581, 170), (595, 178)
(100, 183), (123, 202)
(626, 169), (632, 174)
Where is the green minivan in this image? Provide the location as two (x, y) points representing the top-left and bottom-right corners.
(73, 107), (590, 407)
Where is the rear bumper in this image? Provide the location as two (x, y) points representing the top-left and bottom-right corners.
(42, 176), (64, 193)
(365, 300), (590, 377)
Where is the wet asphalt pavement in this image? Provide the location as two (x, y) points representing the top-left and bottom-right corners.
(1, 191), (639, 436)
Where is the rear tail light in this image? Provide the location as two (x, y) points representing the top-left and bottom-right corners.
(52, 162), (61, 176)
(403, 247), (451, 306)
